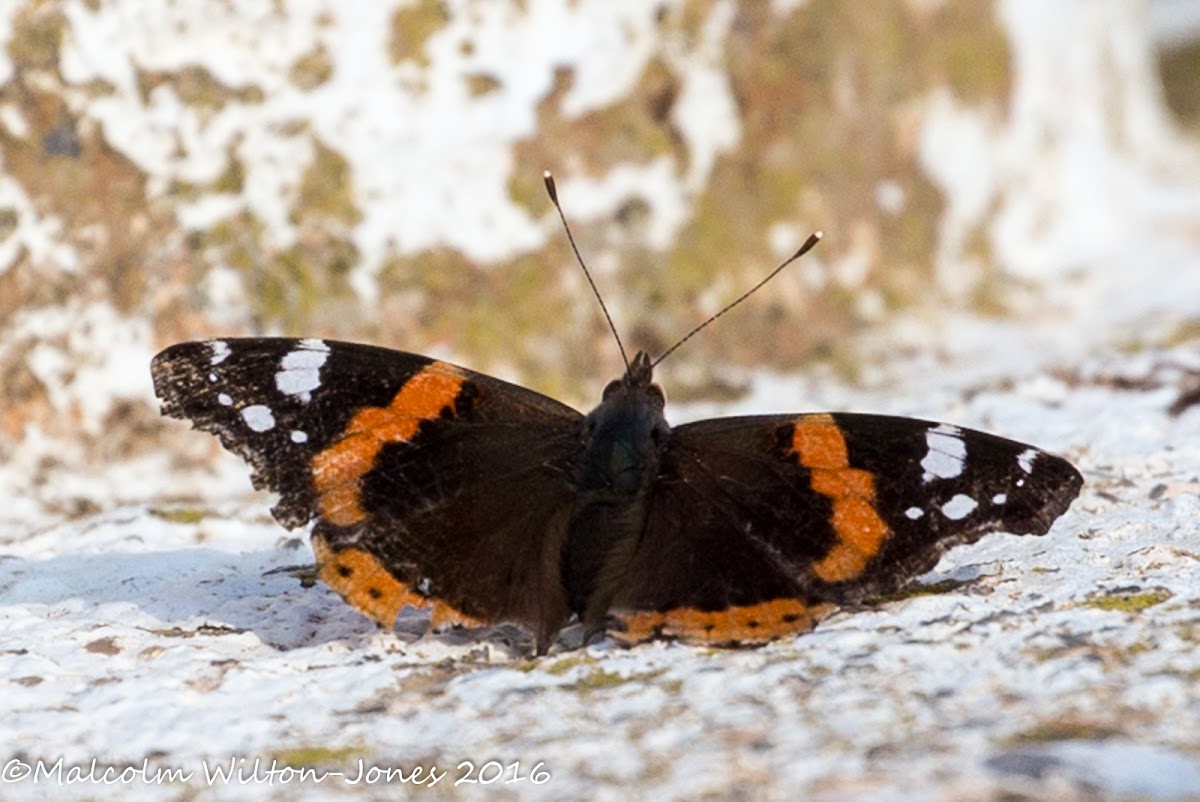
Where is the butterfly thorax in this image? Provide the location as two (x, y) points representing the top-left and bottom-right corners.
(563, 351), (670, 616)
(575, 352), (668, 497)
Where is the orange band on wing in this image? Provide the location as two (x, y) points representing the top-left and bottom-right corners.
(312, 533), (424, 626)
(312, 362), (466, 526)
(610, 599), (832, 646)
(790, 414), (891, 583)
(311, 533), (483, 629)
(790, 413), (850, 468)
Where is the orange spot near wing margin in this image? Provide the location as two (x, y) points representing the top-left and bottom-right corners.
(311, 362), (466, 527)
(312, 532), (423, 626)
(610, 599), (832, 646)
(790, 414), (891, 583)
(311, 532), (484, 629)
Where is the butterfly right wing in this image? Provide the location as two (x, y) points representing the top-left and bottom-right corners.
(603, 412), (1082, 645)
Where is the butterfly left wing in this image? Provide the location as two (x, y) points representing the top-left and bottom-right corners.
(152, 338), (585, 649)
(604, 412), (1083, 645)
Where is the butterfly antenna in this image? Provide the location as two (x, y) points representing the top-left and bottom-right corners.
(544, 171), (630, 372)
(652, 231), (823, 368)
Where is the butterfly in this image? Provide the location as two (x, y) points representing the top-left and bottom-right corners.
(151, 174), (1083, 654)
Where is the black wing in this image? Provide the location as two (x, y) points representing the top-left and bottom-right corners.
(606, 412), (1082, 645)
(152, 338), (584, 647)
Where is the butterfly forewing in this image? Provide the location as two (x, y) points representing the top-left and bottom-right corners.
(822, 412), (1082, 599)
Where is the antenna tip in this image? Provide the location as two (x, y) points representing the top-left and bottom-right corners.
(543, 170), (558, 203)
(793, 230), (823, 259)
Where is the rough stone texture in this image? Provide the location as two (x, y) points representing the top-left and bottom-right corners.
(1, 0), (1193, 485)
(2, 1), (1200, 800)
(3, 342), (1200, 801)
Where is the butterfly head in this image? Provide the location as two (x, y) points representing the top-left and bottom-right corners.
(580, 351), (669, 497)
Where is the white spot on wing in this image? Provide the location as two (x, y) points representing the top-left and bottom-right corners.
(290, 430), (308, 443)
(210, 340), (231, 365)
(241, 405), (276, 432)
(921, 424), (967, 483)
(941, 494), (979, 520)
(208, 373), (218, 383)
(992, 493), (1007, 505)
(1017, 448), (1038, 474)
(905, 506), (924, 520)
(217, 393), (233, 406)
(275, 339), (330, 403)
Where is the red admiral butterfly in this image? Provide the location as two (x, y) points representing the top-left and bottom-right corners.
(152, 174), (1083, 654)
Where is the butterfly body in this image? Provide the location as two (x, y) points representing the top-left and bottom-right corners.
(566, 351), (667, 629)
(152, 337), (1083, 654)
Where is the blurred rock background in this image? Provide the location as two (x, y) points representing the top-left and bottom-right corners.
(0, 0), (1197, 523)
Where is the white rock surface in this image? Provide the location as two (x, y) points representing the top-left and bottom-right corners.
(2, 2), (1200, 800)
(3, 336), (1200, 801)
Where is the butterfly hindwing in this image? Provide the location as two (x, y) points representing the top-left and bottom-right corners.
(605, 412), (1082, 645)
(152, 338), (584, 643)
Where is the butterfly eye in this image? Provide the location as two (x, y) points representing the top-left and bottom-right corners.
(647, 385), (665, 407)
(601, 380), (622, 399)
